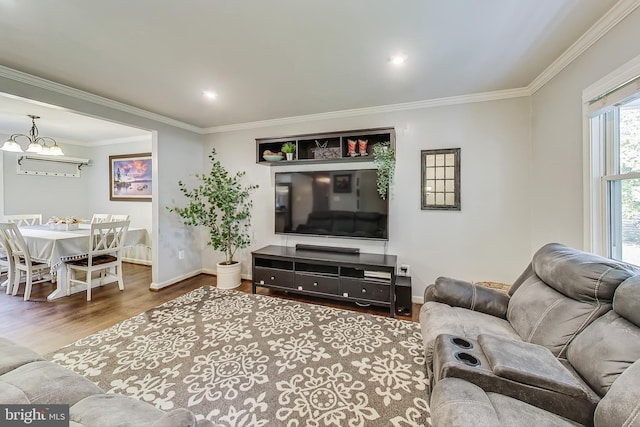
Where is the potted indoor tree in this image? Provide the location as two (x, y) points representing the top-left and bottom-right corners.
(373, 141), (396, 199)
(168, 148), (258, 289)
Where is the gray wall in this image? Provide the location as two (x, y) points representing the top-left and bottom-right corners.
(531, 8), (640, 252)
(205, 96), (534, 300)
(1, 137), (92, 221)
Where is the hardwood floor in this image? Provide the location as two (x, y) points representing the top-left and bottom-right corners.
(0, 263), (420, 355)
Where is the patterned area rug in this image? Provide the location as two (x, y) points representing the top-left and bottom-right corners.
(49, 287), (430, 426)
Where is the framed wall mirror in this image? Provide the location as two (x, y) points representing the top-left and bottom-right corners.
(421, 148), (460, 210)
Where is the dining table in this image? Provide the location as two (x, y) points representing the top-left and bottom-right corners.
(19, 223), (149, 300)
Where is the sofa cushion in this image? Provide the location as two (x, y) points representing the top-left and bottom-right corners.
(430, 377), (581, 427)
(430, 377), (502, 426)
(594, 358), (640, 427)
(612, 275), (640, 327)
(532, 243), (638, 304)
(420, 301), (521, 366)
(0, 337), (45, 375)
(0, 380), (30, 404)
(487, 393), (583, 427)
(1, 361), (103, 405)
(506, 276), (610, 357)
(567, 309), (640, 397)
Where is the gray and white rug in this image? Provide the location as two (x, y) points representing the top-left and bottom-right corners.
(49, 286), (430, 426)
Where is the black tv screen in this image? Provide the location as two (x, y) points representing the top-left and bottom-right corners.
(275, 169), (389, 240)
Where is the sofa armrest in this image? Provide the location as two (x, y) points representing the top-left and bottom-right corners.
(423, 283), (436, 302)
(430, 277), (510, 319)
(478, 334), (587, 398)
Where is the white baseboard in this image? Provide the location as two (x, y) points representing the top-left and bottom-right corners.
(150, 268), (252, 290)
(150, 269), (207, 290)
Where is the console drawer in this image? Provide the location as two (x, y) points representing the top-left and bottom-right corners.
(254, 267), (294, 288)
(341, 278), (390, 302)
(295, 273), (339, 294)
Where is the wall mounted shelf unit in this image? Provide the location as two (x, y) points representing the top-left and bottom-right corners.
(256, 127), (395, 166)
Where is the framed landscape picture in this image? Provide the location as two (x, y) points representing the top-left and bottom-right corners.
(333, 174), (352, 193)
(109, 153), (152, 201)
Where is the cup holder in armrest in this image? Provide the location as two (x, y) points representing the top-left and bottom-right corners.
(454, 352), (481, 367)
(450, 337), (473, 349)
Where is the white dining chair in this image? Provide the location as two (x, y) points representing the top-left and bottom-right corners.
(0, 222), (50, 301)
(0, 234), (16, 295)
(66, 220), (129, 301)
(91, 214), (112, 224)
(4, 214), (42, 227)
(110, 214), (130, 222)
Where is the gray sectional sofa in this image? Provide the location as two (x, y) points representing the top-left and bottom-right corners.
(420, 243), (640, 427)
(0, 337), (213, 427)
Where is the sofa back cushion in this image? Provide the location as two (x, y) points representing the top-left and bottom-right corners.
(567, 277), (640, 397)
(331, 211), (355, 233)
(307, 211), (333, 231)
(507, 277), (610, 357)
(532, 243), (638, 303)
(594, 358), (640, 427)
(506, 243), (638, 358)
(0, 337), (44, 376)
(354, 212), (381, 236)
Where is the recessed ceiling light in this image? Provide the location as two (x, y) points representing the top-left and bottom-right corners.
(389, 54), (407, 66)
(203, 90), (218, 99)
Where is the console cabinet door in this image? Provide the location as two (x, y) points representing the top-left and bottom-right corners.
(295, 273), (340, 294)
(341, 278), (390, 302)
(254, 267), (294, 288)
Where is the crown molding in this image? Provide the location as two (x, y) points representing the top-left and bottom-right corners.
(528, 0), (640, 94)
(65, 135), (152, 147)
(204, 87), (530, 134)
(0, 66), (202, 134)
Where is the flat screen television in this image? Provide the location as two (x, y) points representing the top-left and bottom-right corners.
(275, 169), (389, 240)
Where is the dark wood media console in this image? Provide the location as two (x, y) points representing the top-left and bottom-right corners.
(251, 245), (399, 317)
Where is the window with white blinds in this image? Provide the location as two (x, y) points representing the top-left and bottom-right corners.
(588, 75), (640, 266)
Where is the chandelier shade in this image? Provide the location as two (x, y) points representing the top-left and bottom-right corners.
(1, 115), (65, 156)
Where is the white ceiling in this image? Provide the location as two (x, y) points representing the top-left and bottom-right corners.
(0, 0), (624, 133)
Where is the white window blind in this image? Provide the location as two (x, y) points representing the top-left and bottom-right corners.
(587, 75), (640, 117)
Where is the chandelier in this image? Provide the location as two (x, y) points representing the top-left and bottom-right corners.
(1, 114), (65, 156)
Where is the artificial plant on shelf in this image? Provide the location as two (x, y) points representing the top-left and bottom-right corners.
(168, 148), (258, 288)
(281, 142), (296, 160)
(373, 141), (396, 199)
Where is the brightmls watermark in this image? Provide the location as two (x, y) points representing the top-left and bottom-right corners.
(0, 405), (69, 427)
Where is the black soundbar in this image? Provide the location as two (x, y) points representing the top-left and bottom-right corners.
(295, 244), (360, 254)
